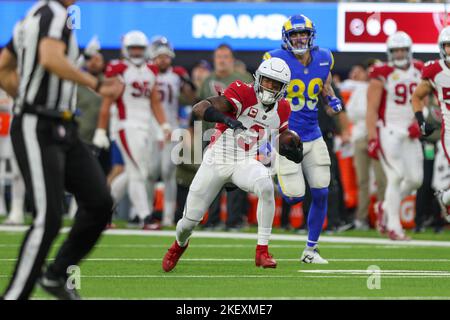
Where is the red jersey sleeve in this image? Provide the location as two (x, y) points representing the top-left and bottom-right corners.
(146, 63), (159, 76)
(277, 99), (291, 133)
(368, 63), (393, 82)
(173, 66), (189, 79)
(223, 80), (257, 117)
(104, 60), (127, 78)
(413, 59), (424, 72)
(422, 60), (442, 84)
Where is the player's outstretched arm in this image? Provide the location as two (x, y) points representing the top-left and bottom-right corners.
(193, 96), (246, 131)
(40, 38), (123, 98)
(0, 47), (18, 97)
(366, 78), (383, 141)
(412, 80), (434, 136)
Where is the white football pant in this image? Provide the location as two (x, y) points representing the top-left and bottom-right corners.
(379, 127), (423, 233)
(176, 149), (275, 246)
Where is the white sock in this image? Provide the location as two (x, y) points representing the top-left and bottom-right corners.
(128, 179), (150, 220)
(384, 180), (403, 233)
(162, 174), (177, 225)
(0, 160), (6, 215)
(9, 169), (25, 221)
(111, 172), (128, 203)
(176, 216), (198, 247)
(255, 179), (275, 246)
(443, 189), (450, 206)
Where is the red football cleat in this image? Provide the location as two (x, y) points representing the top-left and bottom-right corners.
(162, 241), (189, 272)
(388, 230), (411, 241)
(255, 245), (277, 269)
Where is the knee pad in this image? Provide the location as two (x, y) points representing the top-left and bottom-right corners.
(277, 183), (304, 205)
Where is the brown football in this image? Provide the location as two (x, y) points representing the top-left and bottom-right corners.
(277, 130), (301, 149)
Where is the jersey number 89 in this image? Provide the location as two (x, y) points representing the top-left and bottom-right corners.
(286, 78), (323, 111)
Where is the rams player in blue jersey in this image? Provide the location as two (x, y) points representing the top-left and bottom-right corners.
(264, 14), (343, 264)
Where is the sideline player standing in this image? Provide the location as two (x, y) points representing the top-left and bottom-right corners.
(412, 26), (450, 223)
(94, 31), (171, 229)
(264, 15), (343, 264)
(150, 36), (196, 227)
(0, 88), (25, 225)
(0, 0), (123, 299)
(366, 32), (424, 240)
(162, 58), (303, 271)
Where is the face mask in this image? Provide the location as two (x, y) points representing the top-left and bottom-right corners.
(393, 58), (408, 68)
(130, 57), (145, 66)
(258, 90), (277, 105)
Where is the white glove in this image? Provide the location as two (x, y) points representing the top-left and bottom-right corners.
(92, 128), (110, 149)
(161, 122), (172, 141)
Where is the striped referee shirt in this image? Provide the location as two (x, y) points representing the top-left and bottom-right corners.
(7, 0), (79, 115)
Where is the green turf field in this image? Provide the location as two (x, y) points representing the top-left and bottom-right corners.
(1, 226), (450, 299)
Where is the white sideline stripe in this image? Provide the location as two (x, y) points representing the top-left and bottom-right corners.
(1, 225), (450, 248)
(2, 258), (450, 262)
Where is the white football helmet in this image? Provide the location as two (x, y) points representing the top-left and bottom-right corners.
(439, 26), (450, 63)
(254, 57), (291, 106)
(121, 30), (149, 66)
(149, 36), (175, 59)
(386, 31), (413, 68)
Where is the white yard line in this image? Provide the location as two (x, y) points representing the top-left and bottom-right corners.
(1, 258), (450, 262)
(1, 273), (450, 279)
(0, 225), (450, 247)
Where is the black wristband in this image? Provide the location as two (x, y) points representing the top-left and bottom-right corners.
(203, 105), (227, 123)
(95, 78), (103, 93)
(415, 111), (425, 125)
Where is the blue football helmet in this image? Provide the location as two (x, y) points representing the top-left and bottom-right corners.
(282, 14), (316, 55)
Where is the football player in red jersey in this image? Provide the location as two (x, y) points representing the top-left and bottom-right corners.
(366, 32), (424, 240)
(93, 31), (171, 228)
(412, 26), (450, 223)
(149, 36), (197, 228)
(162, 58), (303, 271)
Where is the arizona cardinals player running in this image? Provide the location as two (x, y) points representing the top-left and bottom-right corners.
(162, 58), (303, 271)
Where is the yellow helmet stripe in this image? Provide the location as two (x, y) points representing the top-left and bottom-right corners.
(304, 16), (313, 29)
(330, 52), (335, 70)
(263, 52), (271, 61)
(283, 19), (293, 31)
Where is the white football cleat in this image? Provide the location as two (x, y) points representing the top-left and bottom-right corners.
(301, 246), (329, 264)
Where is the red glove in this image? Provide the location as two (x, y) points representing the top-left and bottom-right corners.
(367, 138), (380, 160)
(408, 121), (421, 139)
